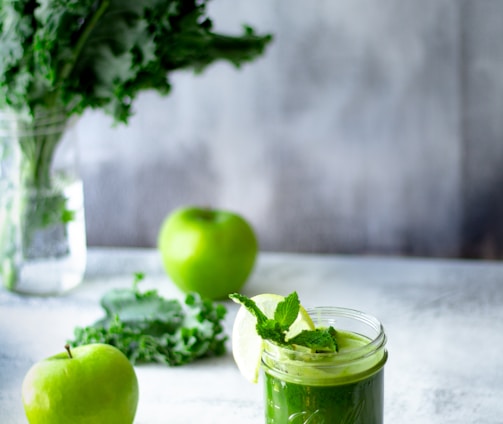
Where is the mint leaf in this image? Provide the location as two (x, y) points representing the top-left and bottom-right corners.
(229, 292), (268, 327)
(230, 292), (286, 344)
(274, 291), (300, 331)
(288, 327), (339, 353)
(256, 319), (286, 345)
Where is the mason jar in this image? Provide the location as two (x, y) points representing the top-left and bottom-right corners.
(0, 109), (86, 295)
(261, 307), (388, 424)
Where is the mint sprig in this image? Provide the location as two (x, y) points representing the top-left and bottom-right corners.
(230, 292), (338, 353)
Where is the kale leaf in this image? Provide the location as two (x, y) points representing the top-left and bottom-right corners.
(0, 0), (273, 121)
(70, 274), (228, 366)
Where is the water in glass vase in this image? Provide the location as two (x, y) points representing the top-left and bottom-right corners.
(1, 178), (86, 295)
(19, 179), (86, 295)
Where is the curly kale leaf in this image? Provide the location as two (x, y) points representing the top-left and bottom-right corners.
(0, 0), (273, 121)
(70, 277), (228, 366)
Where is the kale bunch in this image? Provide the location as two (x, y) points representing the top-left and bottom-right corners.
(70, 274), (228, 366)
(0, 0), (273, 121)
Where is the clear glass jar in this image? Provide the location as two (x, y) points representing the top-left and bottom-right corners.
(0, 109), (86, 295)
(261, 307), (388, 424)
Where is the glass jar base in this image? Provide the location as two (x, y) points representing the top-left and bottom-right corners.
(1, 179), (87, 296)
(11, 255), (86, 296)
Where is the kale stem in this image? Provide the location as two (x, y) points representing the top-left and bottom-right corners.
(22, 114), (66, 190)
(58, 0), (111, 81)
(33, 133), (54, 189)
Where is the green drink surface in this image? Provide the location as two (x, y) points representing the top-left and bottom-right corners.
(263, 330), (386, 424)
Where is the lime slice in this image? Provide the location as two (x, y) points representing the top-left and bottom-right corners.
(231, 293), (315, 383)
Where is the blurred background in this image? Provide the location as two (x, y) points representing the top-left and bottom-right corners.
(74, 0), (503, 259)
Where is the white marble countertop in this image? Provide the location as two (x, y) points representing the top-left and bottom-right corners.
(1, 248), (502, 423)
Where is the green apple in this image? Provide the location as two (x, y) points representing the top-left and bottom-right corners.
(158, 206), (258, 299)
(22, 343), (139, 424)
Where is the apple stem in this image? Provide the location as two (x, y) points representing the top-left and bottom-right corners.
(199, 208), (214, 221)
(64, 344), (73, 359)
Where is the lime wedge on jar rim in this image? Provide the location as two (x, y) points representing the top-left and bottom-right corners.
(230, 293), (315, 383)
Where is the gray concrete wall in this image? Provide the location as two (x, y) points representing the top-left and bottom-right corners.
(74, 0), (503, 258)
(460, 0), (503, 258)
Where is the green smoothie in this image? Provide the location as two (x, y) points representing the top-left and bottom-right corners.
(261, 310), (388, 424)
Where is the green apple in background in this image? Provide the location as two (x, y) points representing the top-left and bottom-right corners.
(22, 343), (139, 424)
(158, 206), (258, 299)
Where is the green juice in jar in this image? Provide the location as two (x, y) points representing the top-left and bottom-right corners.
(261, 308), (388, 424)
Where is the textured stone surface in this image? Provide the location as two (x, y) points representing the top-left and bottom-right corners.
(74, 1), (503, 258)
(1, 248), (502, 423)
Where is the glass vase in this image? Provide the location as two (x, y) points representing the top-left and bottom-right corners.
(0, 109), (86, 295)
(261, 307), (388, 423)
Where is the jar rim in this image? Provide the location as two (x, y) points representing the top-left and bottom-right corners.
(0, 108), (69, 137)
(261, 306), (388, 385)
(263, 306), (387, 362)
